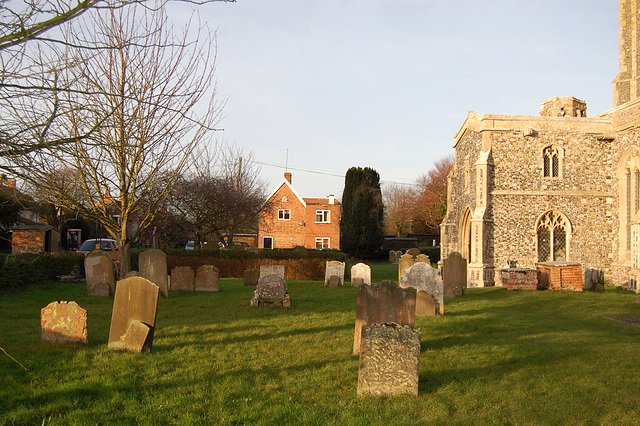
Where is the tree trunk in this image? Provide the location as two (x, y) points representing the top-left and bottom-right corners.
(119, 240), (131, 277)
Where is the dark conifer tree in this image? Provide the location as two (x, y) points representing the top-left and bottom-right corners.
(340, 167), (384, 259)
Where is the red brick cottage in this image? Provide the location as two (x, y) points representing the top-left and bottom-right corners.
(258, 173), (341, 250)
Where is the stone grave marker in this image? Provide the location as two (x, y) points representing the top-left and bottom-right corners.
(171, 266), (195, 291)
(244, 269), (260, 287)
(357, 322), (421, 396)
(398, 253), (415, 282)
(126, 271), (140, 278)
(443, 251), (467, 298)
(259, 265), (285, 280)
(406, 248), (421, 258)
(139, 249), (169, 297)
(352, 278), (364, 287)
(351, 263), (371, 287)
(400, 262), (444, 315)
(327, 275), (341, 287)
(196, 265), (219, 292)
(85, 250), (115, 297)
(41, 301), (88, 344)
(416, 254), (430, 265)
(353, 280), (416, 355)
(250, 274), (291, 308)
(415, 291), (436, 317)
(325, 261), (345, 286)
(108, 276), (160, 353)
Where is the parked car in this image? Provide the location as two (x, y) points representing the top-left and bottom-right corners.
(185, 240), (203, 250)
(77, 238), (119, 254)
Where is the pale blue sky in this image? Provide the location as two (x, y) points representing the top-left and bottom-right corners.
(175, 0), (619, 198)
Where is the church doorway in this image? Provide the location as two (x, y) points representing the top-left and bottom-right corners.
(459, 208), (472, 262)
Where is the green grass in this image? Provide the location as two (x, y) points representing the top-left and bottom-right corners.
(2, 265), (640, 424)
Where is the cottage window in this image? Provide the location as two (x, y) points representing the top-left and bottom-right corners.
(543, 146), (561, 178)
(537, 211), (570, 262)
(315, 210), (330, 223)
(315, 237), (330, 249)
(278, 209), (290, 220)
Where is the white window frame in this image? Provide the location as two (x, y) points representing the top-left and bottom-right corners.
(278, 209), (291, 220)
(263, 236), (273, 249)
(315, 237), (330, 249)
(315, 210), (330, 223)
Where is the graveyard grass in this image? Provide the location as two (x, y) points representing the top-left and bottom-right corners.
(2, 263), (640, 424)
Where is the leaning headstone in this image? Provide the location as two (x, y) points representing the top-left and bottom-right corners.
(398, 253), (415, 282)
(415, 291), (436, 317)
(443, 252), (467, 297)
(108, 277), (159, 353)
(139, 249), (169, 297)
(171, 266), (194, 291)
(244, 269), (260, 287)
(259, 265), (285, 280)
(41, 301), (88, 344)
(406, 248), (421, 258)
(196, 265), (219, 292)
(357, 323), (421, 396)
(416, 254), (430, 265)
(250, 274), (291, 308)
(353, 280), (416, 355)
(85, 250), (115, 297)
(325, 261), (345, 286)
(351, 263), (371, 287)
(400, 262), (444, 315)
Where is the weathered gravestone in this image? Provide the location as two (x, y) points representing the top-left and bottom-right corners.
(406, 248), (421, 258)
(357, 323), (421, 396)
(125, 271), (140, 278)
(415, 291), (436, 317)
(171, 266), (194, 291)
(250, 274), (291, 308)
(389, 250), (402, 264)
(328, 275), (341, 287)
(351, 263), (371, 287)
(353, 280), (416, 355)
(416, 254), (430, 264)
(244, 269), (260, 286)
(400, 262), (444, 315)
(398, 253), (415, 282)
(443, 251), (467, 298)
(584, 267), (605, 291)
(196, 265), (219, 292)
(139, 249), (169, 297)
(41, 301), (88, 344)
(259, 265), (285, 280)
(108, 277), (159, 353)
(85, 250), (115, 297)
(325, 261), (345, 286)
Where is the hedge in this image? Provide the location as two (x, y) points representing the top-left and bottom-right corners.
(0, 252), (85, 291)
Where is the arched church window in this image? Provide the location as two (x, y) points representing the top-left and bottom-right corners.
(543, 146), (561, 178)
(537, 211), (570, 262)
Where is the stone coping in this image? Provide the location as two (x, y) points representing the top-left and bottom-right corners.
(535, 261), (581, 267)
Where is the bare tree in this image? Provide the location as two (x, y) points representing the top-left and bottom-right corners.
(413, 155), (454, 234)
(13, 4), (223, 273)
(382, 183), (414, 236)
(170, 144), (270, 248)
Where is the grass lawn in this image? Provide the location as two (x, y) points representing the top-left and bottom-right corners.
(2, 263), (640, 424)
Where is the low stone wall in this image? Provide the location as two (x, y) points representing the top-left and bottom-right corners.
(496, 268), (538, 291)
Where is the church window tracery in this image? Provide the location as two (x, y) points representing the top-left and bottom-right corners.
(537, 211), (571, 262)
(543, 145), (561, 178)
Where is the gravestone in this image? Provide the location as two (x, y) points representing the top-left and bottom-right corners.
(41, 301), (88, 344)
(126, 271), (140, 278)
(250, 274), (291, 308)
(353, 280), (416, 355)
(352, 278), (364, 287)
(400, 262), (444, 315)
(357, 323), (421, 396)
(351, 263), (371, 287)
(139, 249), (169, 297)
(108, 277), (160, 353)
(416, 254), (430, 265)
(259, 265), (285, 280)
(406, 248), (421, 258)
(85, 250), (115, 297)
(398, 253), (415, 282)
(415, 291), (436, 317)
(325, 261), (345, 286)
(388, 250), (402, 264)
(196, 265), (219, 292)
(327, 275), (341, 287)
(584, 267), (605, 291)
(171, 266), (194, 291)
(244, 268), (260, 287)
(443, 252), (467, 298)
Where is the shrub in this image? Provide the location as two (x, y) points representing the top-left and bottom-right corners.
(0, 252), (85, 291)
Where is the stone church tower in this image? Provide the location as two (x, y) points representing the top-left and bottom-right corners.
(440, 0), (640, 288)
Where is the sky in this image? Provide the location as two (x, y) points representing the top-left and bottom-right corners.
(169, 0), (620, 199)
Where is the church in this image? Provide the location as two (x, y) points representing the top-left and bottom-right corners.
(440, 0), (640, 288)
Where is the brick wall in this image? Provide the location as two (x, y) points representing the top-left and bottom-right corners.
(537, 263), (584, 291)
(496, 268), (538, 291)
(12, 230), (45, 254)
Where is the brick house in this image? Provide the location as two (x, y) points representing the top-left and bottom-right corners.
(258, 173), (341, 250)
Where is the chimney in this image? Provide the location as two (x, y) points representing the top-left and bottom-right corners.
(284, 172), (292, 184)
(328, 194), (335, 205)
